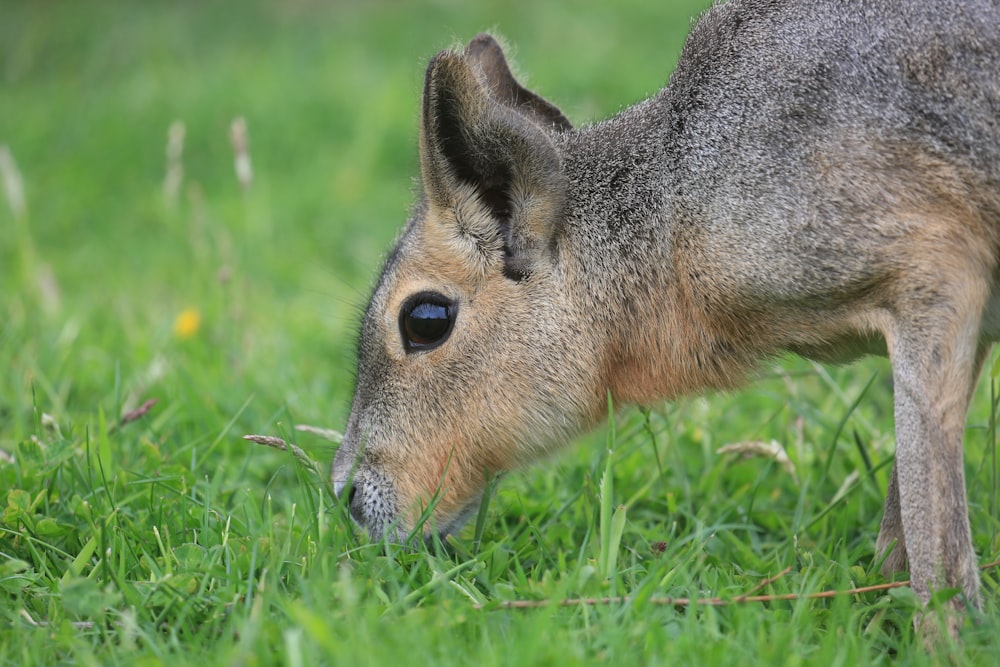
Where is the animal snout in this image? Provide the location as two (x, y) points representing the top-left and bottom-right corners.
(331, 460), (401, 539)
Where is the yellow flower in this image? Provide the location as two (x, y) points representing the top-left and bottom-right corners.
(173, 308), (201, 339)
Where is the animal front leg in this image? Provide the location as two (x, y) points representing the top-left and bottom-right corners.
(889, 314), (985, 641)
(876, 343), (991, 583)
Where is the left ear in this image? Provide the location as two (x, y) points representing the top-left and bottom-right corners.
(463, 34), (573, 133)
(419, 48), (568, 281)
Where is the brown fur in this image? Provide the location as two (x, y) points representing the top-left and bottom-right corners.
(332, 0), (1000, 642)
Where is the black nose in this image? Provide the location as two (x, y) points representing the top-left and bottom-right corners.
(346, 484), (365, 524)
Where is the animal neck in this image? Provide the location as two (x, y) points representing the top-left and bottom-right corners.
(558, 100), (753, 404)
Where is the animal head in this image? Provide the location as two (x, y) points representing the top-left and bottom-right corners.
(331, 35), (609, 541)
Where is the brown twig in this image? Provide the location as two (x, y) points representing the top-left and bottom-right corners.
(475, 560), (1000, 611)
(476, 580), (902, 611)
(108, 398), (159, 433)
(732, 566), (793, 601)
(120, 399), (158, 425)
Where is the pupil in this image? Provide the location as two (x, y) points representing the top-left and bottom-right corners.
(406, 302), (449, 343)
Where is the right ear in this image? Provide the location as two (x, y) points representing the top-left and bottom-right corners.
(419, 51), (567, 281)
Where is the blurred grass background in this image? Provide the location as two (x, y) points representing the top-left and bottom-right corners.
(2, 1), (998, 665)
(1, 0), (702, 441)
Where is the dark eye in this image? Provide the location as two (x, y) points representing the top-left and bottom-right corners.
(399, 292), (457, 352)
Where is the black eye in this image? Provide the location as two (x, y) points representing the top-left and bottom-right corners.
(399, 292), (456, 352)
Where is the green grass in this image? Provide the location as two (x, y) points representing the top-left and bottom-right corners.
(1, 1), (998, 664)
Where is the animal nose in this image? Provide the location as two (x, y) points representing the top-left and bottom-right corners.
(334, 478), (365, 525)
(346, 486), (364, 523)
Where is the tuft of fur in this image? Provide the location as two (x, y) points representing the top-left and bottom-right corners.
(332, 0), (1000, 640)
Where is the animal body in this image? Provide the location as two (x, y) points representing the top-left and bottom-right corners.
(332, 0), (1000, 636)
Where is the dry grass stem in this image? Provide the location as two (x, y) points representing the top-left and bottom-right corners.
(294, 424), (344, 443)
(119, 399), (159, 427)
(717, 440), (797, 482)
(475, 560), (1000, 611)
(732, 566), (793, 600)
(243, 434), (336, 499)
(163, 120), (185, 206)
(0, 144), (26, 219)
(230, 117), (253, 190)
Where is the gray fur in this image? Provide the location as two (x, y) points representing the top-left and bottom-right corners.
(332, 0), (1000, 639)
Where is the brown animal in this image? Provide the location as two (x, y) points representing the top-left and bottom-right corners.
(332, 0), (1000, 638)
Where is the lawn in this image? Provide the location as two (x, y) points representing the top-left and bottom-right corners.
(1, 1), (998, 665)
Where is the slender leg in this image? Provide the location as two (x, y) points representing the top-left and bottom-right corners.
(876, 343), (991, 582)
(887, 275), (988, 643)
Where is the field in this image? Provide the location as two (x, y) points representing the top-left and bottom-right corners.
(2, 1), (998, 664)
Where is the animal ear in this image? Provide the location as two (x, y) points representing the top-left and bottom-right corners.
(462, 34), (572, 132)
(419, 49), (567, 281)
